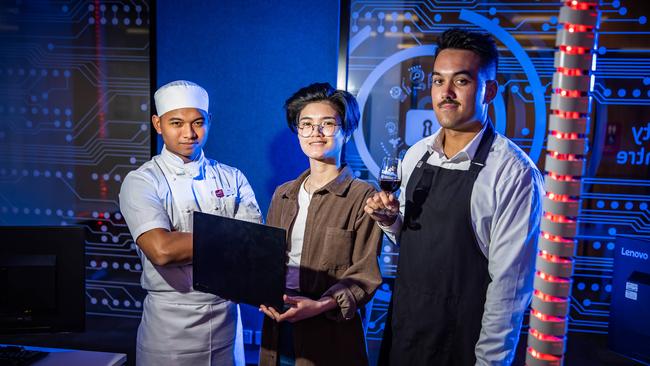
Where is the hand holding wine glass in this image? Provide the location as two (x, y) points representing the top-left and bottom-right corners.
(364, 157), (401, 226)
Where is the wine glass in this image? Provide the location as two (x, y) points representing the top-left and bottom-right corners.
(379, 157), (402, 193)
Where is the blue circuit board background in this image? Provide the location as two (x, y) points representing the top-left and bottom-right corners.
(1, 0), (649, 364)
(0, 0), (151, 319)
(342, 0), (650, 363)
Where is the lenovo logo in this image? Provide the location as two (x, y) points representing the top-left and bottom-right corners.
(620, 247), (649, 260)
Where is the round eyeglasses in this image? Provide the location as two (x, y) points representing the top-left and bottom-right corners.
(297, 121), (341, 137)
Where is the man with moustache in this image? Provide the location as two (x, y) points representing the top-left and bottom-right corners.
(365, 29), (544, 365)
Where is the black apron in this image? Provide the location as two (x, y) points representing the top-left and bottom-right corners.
(380, 123), (496, 366)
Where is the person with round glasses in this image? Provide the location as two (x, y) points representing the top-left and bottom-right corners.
(258, 82), (382, 366)
(296, 119), (340, 137)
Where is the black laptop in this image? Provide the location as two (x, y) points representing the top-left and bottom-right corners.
(192, 212), (286, 310)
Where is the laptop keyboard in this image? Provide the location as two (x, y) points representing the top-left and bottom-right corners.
(0, 345), (49, 366)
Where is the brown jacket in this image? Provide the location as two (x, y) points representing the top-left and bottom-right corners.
(259, 166), (382, 366)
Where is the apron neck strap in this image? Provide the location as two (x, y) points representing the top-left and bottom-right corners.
(415, 150), (433, 170)
(468, 120), (496, 175)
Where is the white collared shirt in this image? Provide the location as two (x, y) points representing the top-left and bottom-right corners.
(381, 125), (544, 365)
(119, 145), (262, 297)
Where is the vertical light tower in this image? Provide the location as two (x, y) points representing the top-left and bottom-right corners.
(526, 1), (600, 366)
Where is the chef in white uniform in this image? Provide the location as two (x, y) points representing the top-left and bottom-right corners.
(119, 80), (262, 365)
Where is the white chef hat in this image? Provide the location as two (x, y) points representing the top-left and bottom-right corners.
(153, 80), (209, 116)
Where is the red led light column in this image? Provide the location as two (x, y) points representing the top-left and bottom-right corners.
(526, 1), (600, 365)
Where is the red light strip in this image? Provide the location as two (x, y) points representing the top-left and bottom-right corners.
(556, 88), (585, 98)
(544, 212), (576, 223)
(549, 151), (583, 161)
(542, 231), (574, 244)
(531, 309), (565, 322)
(547, 171), (580, 182)
(534, 289), (568, 303)
(537, 271), (570, 283)
(564, 23), (593, 33)
(550, 131), (582, 140)
(530, 328), (564, 342)
(528, 346), (563, 361)
(546, 192), (578, 203)
(567, 1), (597, 11)
(556, 67), (585, 76)
(540, 250), (573, 264)
(553, 110), (584, 119)
(559, 45), (589, 55)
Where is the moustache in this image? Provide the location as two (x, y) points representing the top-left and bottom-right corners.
(438, 100), (460, 108)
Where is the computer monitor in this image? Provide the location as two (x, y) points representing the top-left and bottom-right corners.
(609, 235), (650, 363)
(0, 226), (85, 333)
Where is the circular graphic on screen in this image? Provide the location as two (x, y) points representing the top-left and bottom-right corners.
(351, 9), (546, 178)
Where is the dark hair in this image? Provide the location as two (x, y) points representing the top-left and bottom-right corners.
(434, 28), (498, 79)
(284, 82), (360, 137)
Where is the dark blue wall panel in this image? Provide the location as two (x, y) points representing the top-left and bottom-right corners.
(156, 0), (341, 215)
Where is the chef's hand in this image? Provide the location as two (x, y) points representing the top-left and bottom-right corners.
(364, 191), (399, 226)
(259, 295), (336, 323)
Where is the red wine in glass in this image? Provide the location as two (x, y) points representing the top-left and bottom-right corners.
(379, 179), (401, 193)
(379, 157), (402, 193)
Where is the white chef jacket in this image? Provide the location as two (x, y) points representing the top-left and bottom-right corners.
(120, 145), (262, 366)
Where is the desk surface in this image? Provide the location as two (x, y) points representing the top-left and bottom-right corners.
(6, 345), (127, 366)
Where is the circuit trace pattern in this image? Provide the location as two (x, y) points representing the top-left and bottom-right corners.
(342, 0), (650, 359)
(0, 0), (152, 319)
